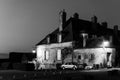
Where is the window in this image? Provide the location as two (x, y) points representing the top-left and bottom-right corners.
(107, 52), (111, 62)
(84, 54), (88, 59)
(47, 36), (50, 44)
(57, 34), (62, 43)
(57, 49), (61, 60)
(78, 55), (81, 60)
(89, 53), (94, 61)
(44, 50), (49, 60)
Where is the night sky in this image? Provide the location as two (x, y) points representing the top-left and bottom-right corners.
(0, 0), (120, 55)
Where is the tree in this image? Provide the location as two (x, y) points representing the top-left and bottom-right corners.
(62, 47), (73, 63)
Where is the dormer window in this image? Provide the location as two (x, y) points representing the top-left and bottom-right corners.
(80, 32), (88, 47)
(47, 35), (50, 44)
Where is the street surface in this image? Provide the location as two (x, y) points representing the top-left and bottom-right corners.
(0, 68), (120, 80)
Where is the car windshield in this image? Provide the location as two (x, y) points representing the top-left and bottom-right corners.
(64, 62), (77, 65)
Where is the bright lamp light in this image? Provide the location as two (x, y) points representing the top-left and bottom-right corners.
(102, 41), (109, 47)
(32, 49), (36, 53)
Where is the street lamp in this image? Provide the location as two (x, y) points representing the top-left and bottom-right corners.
(102, 41), (109, 47)
(32, 49), (36, 53)
(101, 40), (110, 53)
(32, 46), (37, 54)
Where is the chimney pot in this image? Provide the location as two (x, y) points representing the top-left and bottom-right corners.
(91, 16), (97, 23)
(101, 22), (108, 28)
(59, 9), (67, 29)
(114, 25), (118, 31)
(73, 13), (79, 19)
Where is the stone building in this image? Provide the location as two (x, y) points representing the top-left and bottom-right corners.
(35, 10), (120, 69)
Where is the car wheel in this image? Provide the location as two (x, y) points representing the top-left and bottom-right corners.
(62, 67), (65, 70)
(73, 66), (76, 70)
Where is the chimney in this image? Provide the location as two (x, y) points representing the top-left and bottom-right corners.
(101, 22), (108, 28)
(114, 25), (118, 35)
(91, 16), (97, 23)
(59, 9), (67, 30)
(113, 25), (119, 45)
(91, 16), (98, 33)
(58, 9), (66, 43)
(73, 13), (79, 19)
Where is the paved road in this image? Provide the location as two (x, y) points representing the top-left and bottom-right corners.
(0, 68), (120, 80)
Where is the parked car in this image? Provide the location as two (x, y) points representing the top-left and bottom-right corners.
(77, 64), (85, 70)
(61, 62), (78, 70)
(85, 65), (93, 70)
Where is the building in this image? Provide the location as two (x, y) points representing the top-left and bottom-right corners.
(9, 52), (36, 63)
(35, 10), (120, 69)
(9, 52), (35, 70)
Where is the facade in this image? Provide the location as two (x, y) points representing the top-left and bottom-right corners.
(35, 10), (120, 69)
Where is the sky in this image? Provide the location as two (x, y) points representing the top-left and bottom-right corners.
(0, 0), (120, 54)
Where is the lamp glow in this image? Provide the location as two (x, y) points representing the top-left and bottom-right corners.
(102, 41), (109, 47)
(32, 49), (36, 53)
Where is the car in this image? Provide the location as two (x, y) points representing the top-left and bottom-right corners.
(61, 62), (78, 70)
(77, 64), (85, 69)
(85, 65), (93, 70)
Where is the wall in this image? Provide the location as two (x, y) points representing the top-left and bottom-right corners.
(37, 42), (116, 69)
(73, 48), (116, 66)
(36, 42), (72, 69)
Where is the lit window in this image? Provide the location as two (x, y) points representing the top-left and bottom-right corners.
(57, 49), (61, 60)
(47, 36), (50, 44)
(44, 50), (49, 60)
(58, 34), (62, 43)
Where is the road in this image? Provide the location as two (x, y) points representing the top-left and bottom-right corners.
(0, 68), (120, 80)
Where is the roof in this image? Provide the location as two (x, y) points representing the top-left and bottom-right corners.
(36, 28), (59, 45)
(36, 16), (120, 46)
(9, 52), (36, 62)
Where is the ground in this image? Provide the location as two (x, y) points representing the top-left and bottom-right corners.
(0, 68), (120, 80)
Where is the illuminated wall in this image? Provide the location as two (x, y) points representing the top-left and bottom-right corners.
(36, 42), (72, 69)
(36, 41), (115, 69)
(74, 48), (116, 66)
(36, 45), (46, 63)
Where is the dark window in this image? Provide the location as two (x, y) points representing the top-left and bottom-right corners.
(89, 53), (95, 61)
(78, 55), (81, 59)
